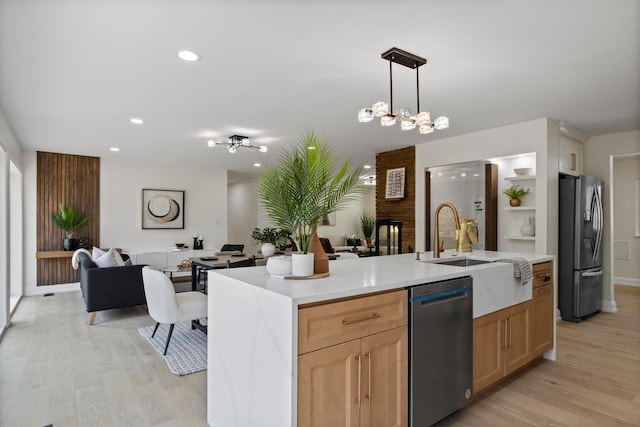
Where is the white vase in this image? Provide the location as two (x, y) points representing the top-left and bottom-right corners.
(292, 252), (314, 277)
(261, 242), (276, 257)
(520, 217), (535, 236)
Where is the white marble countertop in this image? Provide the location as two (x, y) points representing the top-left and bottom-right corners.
(210, 249), (554, 307)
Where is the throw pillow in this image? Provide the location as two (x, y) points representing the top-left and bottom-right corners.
(91, 247), (105, 261)
(93, 247), (125, 268)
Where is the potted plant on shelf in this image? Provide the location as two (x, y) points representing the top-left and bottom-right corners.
(258, 129), (364, 276)
(251, 227), (291, 257)
(360, 211), (375, 247)
(52, 203), (89, 251)
(503, 184), (530, 207)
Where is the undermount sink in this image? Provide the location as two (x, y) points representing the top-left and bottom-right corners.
(427, 258), (494, 267)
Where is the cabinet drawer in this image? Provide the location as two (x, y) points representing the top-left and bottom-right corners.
(532, 261), (553, 288)
(298, 290), (407, 355)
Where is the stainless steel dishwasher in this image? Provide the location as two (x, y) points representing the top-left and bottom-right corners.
(409, 276), (473, 426)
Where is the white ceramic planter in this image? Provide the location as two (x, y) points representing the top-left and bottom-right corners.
(261, 242), (276, 257)
(291, 252), (314, 277)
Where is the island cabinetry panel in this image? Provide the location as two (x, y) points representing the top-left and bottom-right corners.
(298, 290), (408, 427)
(531, 261), (554, 357)
(473, 300), (532, 393)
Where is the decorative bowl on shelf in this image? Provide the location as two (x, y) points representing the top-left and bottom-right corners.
(513, 168), (533, 176)
(174, 243), (185, 248)
(266, 256), (292, 276)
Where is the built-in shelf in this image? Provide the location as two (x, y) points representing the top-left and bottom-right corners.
(504, 235), (536, 241)
(504, 175), (536, 181)
(504, 206), (535, 211)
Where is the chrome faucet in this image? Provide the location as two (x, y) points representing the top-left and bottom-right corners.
(433, 203), (461, 258)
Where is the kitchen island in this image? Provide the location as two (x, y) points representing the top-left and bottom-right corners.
(207, 250), (555, 427)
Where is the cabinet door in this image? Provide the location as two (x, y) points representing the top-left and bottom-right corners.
(531, 284), (554, 357)
(504, 302), (532, 375)
(360, 327), (408, 427)
(473, 310), (504, 393)
(298, 340), (361, 427)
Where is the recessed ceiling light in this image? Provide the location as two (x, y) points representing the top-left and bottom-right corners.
(254, 163), (261, 167)
(178, 50), (200, 62)
(364, 164), (372, 169)
(437, 172), (443, 176)
(130, 117), (144, 124)
(460, 172), (466, 177)
(473, 173), (480, 177)
(110, 147), (120, 152)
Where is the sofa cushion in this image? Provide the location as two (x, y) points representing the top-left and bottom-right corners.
(93, 247), (125, 268)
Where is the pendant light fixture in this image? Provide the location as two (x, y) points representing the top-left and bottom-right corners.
(358, 47), (449, 134)
(207, 135), (268, 153)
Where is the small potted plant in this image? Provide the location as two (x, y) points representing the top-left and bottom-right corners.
(52, 203), (89, 250)
(251, 227), (290, 257)
(503, 184), (530, 207)
(360, 211), (375, 247)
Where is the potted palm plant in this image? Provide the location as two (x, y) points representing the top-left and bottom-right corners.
(360, 211), (376, 247)
(258, 129), (364, 276)
(52, 203), (89, 250)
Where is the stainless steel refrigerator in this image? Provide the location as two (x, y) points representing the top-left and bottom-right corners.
(559, 174), (604, 322)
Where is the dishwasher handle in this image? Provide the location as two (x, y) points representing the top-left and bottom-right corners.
(410, 286), (472, 306)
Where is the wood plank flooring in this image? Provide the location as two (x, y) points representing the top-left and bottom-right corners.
(0, 286), (638, 426)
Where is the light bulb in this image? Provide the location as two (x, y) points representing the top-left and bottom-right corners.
(358, 108), (374, 123)
(419, 124), (434, 134)
(434, 116), (449, 130)
(415, 112), (432, 126)
(401, 120), (416, 131)
(228, 146), (237, 153)
(381, 114), (396, 126)
(372, 101), (389, 117)
(242, 138), (250, 146)
(259, 145), (268, 153)
(207, 140), (216, 148)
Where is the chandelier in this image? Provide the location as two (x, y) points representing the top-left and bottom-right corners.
(207, 135), (268, 153)
(358, 47), (449, 134)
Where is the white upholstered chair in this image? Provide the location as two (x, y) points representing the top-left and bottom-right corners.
(142, 266), (208, 355)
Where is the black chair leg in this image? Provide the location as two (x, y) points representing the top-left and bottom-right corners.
(151, 322), (160, 338)
(163, 323), (175, 355)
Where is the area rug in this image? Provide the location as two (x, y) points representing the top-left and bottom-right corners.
(138, 321), (207, 376)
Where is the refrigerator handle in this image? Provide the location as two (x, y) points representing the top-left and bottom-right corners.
(592, 185), (603, 263)
(582, 269), (603, 277)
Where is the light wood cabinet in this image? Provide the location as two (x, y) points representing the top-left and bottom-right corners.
(298, 290), (408, 427)
(531, 261), (554, 357)
(473, 301), (532, 393)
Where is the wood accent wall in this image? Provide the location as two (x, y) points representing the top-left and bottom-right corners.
(37, 152), (100, 286)
(376, 146), (415, 253)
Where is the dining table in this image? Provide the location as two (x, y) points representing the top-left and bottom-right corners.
(189, 253), (253, 291)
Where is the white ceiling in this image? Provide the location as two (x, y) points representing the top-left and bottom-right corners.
(1, 0), (639, 177)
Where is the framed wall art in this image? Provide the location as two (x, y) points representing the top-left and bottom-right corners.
(385, 167), (405, 199)
(142, 189), (185, 229)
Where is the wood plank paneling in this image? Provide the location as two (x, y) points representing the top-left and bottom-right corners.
(376, 146), (415, 253)
(37, 152), (100, 286)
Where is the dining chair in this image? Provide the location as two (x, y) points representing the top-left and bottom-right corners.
(142, 266), (208, 355)
(220, 244), (244, 252)
(226, 255), (256, 268)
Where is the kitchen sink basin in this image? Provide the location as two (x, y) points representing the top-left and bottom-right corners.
(427, 258), (494, 267)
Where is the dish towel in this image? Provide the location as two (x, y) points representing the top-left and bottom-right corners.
(496, 257), (532, 286)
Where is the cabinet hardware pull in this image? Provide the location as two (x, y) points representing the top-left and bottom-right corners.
(342, 313), (380, 326)
(536, 273), (551, 281)
(365, 351), (371, 401)
(501, 320), (507, 350)
(355, 355), (361, 406)
(507, 317), (512, 348)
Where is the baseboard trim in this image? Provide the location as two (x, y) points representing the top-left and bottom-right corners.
(614, 276), (640, 287)
(24, 282), (80, 296)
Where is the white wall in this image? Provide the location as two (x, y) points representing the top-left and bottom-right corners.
(415, 118), (557, 254)
(23, 152), (229, 295)
(317, 186), (375, 240)
(584, 130), (640, 310)
(228, 178), (258, 253)
(612, 155), (640, 284)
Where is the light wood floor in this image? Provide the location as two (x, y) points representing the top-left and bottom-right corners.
(1, 286), (638, 426)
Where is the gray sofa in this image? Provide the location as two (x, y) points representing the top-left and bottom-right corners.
(77, 251), (147, 325)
